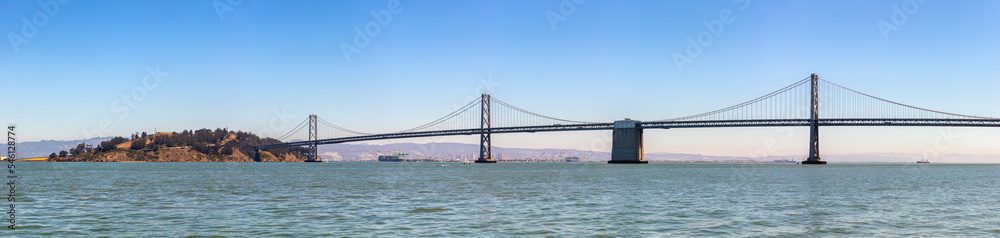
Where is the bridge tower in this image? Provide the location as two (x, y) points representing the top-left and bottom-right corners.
(802, 74), (827, 164)
(608, 119), (648, 164)
(253, 148), (261, 162)
(306, 114), (320, 162)
(475, 94), (497, 163)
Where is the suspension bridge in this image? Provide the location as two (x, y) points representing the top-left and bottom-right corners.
(254, 74), (1000, 164)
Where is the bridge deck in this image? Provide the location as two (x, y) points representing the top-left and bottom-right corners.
(254, 118), (1000, 149)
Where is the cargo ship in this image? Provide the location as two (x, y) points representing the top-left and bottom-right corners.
(377, 152), (408, 162)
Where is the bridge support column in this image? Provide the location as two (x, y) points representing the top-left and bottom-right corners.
(306, 114), (321, 162)
(803, 74), (826, 164)
(609, 119), (648, 164)
(253, 147), (262, 162)
(476, 94), (496, 163)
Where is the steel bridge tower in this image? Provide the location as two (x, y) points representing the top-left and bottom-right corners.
(802, 74), (826, 164)
(306, 114), (320, 162)
(475, 94), (497, 163)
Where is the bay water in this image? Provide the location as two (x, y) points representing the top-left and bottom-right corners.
(11, 162), (1000, 236)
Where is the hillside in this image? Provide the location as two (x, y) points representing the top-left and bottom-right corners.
(47, 129), (308, 162)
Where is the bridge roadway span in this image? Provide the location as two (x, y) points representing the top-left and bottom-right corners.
(254, 118), (1000, 150)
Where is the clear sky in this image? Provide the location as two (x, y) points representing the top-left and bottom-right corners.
(2, 0), (1000, 159)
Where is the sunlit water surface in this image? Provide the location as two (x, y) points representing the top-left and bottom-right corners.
(13, 162), (1000, 236)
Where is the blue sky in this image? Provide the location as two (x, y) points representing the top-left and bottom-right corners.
(2, 0), (1000, 158)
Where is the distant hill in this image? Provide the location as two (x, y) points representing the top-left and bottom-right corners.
(17, 137), (113, 158)
(316, 142), (999, 163)
(317, 142), (795, 162)
(318, 142), (607, 162)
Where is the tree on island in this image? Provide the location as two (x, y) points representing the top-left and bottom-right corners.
(130, 138), (146, 150)
(49, 153), (57, 159)
(59, 150), (68, 157)
(69, 143), (87, 156)
(153, 136), (166, 146)
(97, 137), (128, 153)
(66, 142), (95, 156)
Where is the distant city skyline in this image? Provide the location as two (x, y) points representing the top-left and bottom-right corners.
(3, 1), (1000, 160)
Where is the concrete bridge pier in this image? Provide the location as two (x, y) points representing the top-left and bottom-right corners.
(608, 119), (648, 164)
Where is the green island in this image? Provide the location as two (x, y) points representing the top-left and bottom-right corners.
(46, 129), (307, 162)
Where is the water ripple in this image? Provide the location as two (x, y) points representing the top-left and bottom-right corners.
(12, 162), (1000, 236)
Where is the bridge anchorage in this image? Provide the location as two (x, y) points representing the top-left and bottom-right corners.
(255, 73), (1000, 164)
